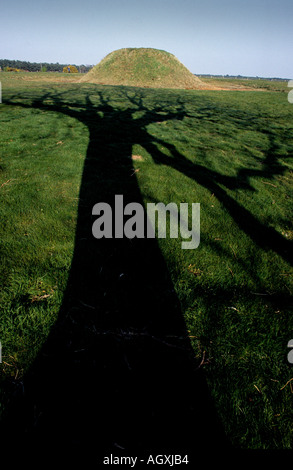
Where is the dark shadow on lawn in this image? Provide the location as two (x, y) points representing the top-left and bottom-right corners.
(0, 87), (232, 465)
(2, 85), (291, 464)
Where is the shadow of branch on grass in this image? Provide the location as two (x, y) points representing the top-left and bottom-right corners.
(2, 85), (292, 461)
(1, 87), (233, 465)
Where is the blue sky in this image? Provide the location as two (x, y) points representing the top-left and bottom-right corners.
(1, 0), (292, 78)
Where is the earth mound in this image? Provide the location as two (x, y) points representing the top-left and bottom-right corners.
(80, 48), (212, 89)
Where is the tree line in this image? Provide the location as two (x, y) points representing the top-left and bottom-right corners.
(0, 59), (93, 73)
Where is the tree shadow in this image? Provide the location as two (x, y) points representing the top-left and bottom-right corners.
(1, 87), (232, 465)
(142, 123), (292, 266)
(2, 84), (291, 463)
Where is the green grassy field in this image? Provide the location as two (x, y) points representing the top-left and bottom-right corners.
(198, 76), (290, 92)
(0, 72), (293, 450)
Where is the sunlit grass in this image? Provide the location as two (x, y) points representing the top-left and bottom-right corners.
(0, 75), (293, 448)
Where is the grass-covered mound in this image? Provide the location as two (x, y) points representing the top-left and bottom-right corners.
(80, 47), (211, 89)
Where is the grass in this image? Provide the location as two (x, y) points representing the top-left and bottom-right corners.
(80, 48), (209, 89)
(199, 76), (290, 92)
(0, 73), (293, 451)
(0, 86), (88, 376)
(131, 88), (293, 447)
(0, 71), (82, 91)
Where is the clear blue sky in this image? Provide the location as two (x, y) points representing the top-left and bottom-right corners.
(1, 0), (292, 78)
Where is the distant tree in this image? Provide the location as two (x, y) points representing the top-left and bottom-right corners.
(0, 60), (91, 73)
(63, 65), (78, 73)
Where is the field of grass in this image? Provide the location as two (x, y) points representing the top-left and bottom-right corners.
(199, 76), (290, 92)
(0, 72), (293, 453)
